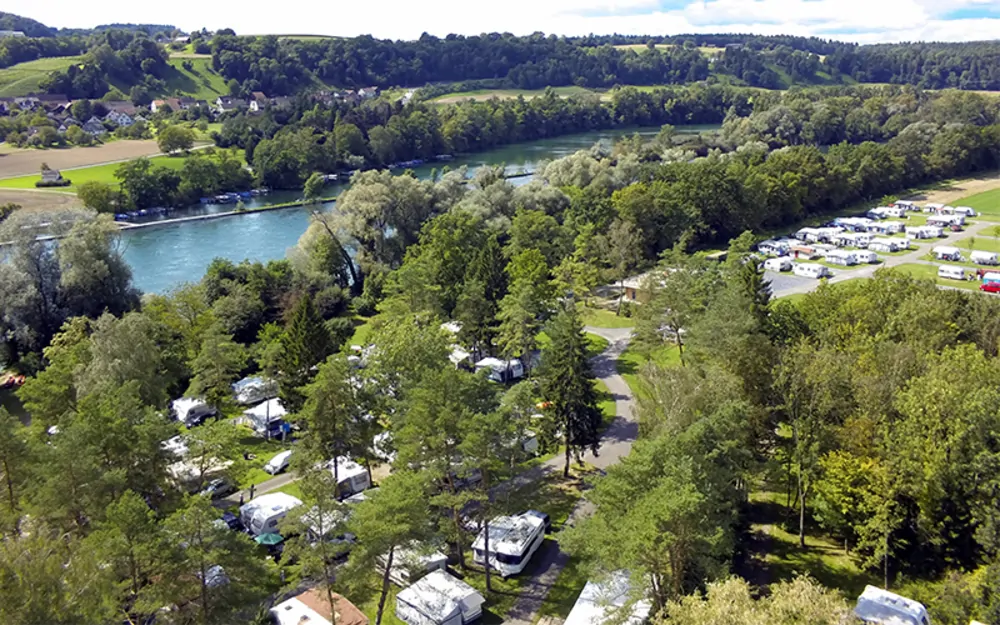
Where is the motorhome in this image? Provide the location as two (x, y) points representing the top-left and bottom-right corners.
(763, 257), (792, 272)
(564, 572), (652, 625)
(854, 585), (928, 625)
(793, 263), (832, 279)
(853, 250), (879, 264)
(867, 221), (904, 235)
(171, 397), (217, 428)
(927, 214), (965, 228)
(954, 206), (977, 217)
(868, 238), (901, 253)
(893, 200), (919, 212)
(239, 492), (303, 536)
(378, 543), (449, 586)
(756, 239), (789, 256)
(232, 376), (278, 405)
(971, 250), (999, 265)
(396, 570), (485, 625)
(472, 512), (546, 578)
(824, 250), (857, 266)
(835, 232), (872, 248)
(932, 246), (962, 261)
(904, 225), (943, 239)
(938, 265), (968, 281)
(243, 398), (287, 437)
(327, 457), (372, 498)
(264, 450), (292, 475)
(474, 357), (525, 383)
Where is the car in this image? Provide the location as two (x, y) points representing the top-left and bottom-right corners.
(981, 282), (1000, 293)
(200, 478), (237, 499)
(218, 511), (242, 531)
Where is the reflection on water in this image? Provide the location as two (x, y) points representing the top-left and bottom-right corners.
(122, 124), (719, 294)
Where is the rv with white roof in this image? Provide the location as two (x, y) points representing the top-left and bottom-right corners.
(793, 263), (832, 279)
(326, 457), (372, 498)
(824, 250), (857, 266)
(938, 265), (968, 281)
(854, 585), (928, 625)
(472, 512), (546, 578)
(932, 246), (962, 261)
(971, 250), (999, 265)
(396, 570), (485, 625)
(239, 492), (303, 536)
(763, 257), (792, 272)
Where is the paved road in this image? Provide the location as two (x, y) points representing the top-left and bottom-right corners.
(771, 219), (998, 298)
(503, 326), (636, 625)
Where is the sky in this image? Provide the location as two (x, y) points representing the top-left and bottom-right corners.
(7, 0), (1000, 44)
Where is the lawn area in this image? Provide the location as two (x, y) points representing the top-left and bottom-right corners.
(348, 316), (376, 346)
(537, 331), (608, 359)
(579, 306), (635, 329)
(431, 86), (596, 103)
(892, 263), (981, 291)
(617, 344), (681, 399)
(743, 489), (878, 599)
(953, 187), (1000, 217)
(161, 57), (229, 100)
(0, 153), (187, 191)
(0, 56), (83, 97)
(595, 380), (615, 427)
(536, 556), (589, 620)
(954, 234), (1000, 253)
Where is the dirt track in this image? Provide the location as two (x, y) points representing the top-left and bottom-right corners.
(905, 172), (1000, 206)
(0, 140), (162, 178)
(0, 189), (81, 212)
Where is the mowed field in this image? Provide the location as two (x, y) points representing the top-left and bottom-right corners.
(0, 56), (83, 97)
(0, 153), (189, 192)
(0, 188), (81, 212)
(160, 57), (229, 101)
(0, 140), (164, 179)
(905, 172), (1000, 213)
(431, 86), (600, 103)
(612, 43), (725, 56)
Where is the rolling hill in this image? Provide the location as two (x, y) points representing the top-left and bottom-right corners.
(0, 56), (82, 97)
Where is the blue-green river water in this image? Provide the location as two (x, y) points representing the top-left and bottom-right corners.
(122, 125), (718, 293)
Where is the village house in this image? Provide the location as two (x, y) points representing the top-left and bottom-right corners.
(215, 96), (248, 113)
(249, 91), (269, 112)
(358, 86), (380, 100)
(150, 98), (183, 113)
(104, 110), (134, 127)
(103, 101), (139, 116)
(82, 116), (107, 136)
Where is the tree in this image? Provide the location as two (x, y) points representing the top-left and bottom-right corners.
(77, 181), (121, 213)
(57, 216), (141, 320)
(86, 490), (167, 619)
(0, 407), (28, 528)
(188, 325), (247, 414)
(665, 576), (853, 625)
(303, 172), (326, 202)
(346, 471), (432, 625)
(157, 124), (196, 154)
(537, 304), (602, 477)
(299, 354), (366, 486)
(274, 294), (333, 411)
(606, 218), (642, 314)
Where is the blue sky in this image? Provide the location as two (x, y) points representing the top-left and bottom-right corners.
(8, 0), (1000, 43)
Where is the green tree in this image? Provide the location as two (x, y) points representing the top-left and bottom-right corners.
(0, 407), (28, 526)
(299, 354), (366, 486)
(346, 471), (432, 625)
(77, 181), (121, 213)
(274, 294), (333, 411)
(538, 304), (602, 477)
(606, 218), (642, 314)
(157, 124), (196, 154)
(188, 325), (247, 414)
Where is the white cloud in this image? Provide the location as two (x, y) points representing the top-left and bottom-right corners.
(4, 0), (1000, 43)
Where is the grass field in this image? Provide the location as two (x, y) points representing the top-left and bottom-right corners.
(0, 140), (167, 179)
(892, 263), (981, 290)
(431, 86), (597, 103)
(161, 57), (229, 100)
(0, 56), (83, 97)
(612, 43), (724, 57)
(0, 153), (189, 192)
(580, 306), (636, 329)
(618, 344), (681, 399)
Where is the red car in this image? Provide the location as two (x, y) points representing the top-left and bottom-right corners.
(980, 282), (1000, 293)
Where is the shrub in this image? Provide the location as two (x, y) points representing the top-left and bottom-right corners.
(35, 179), (72, 188)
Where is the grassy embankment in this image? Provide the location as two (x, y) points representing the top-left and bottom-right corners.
(0, 56), (83, 97)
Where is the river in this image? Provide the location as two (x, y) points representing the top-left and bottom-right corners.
(122, 124), (719, 293)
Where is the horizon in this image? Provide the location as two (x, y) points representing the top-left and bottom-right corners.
(5, 0), (1000, 45)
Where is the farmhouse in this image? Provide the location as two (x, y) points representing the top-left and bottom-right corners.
(104, 110), (134, 127)
(215, 96), (248, 113)
(82, 117), (106, 135)
(103, 101), (139, 115)
(249, 91), (269, 112)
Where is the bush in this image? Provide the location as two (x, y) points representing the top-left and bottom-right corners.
(35, 179), (72, 188)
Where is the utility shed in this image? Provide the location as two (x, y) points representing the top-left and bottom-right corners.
(396, 570), (485, 625)
(564, 572), (652, 625)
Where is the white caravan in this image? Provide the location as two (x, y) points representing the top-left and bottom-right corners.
(239, 492), (303, 536)
(937, 265), (968, 281)
(472, 512), (546, 578)
(793, 263), (832, 279)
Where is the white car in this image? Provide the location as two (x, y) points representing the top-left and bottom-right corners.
(264, 450), (292, 475)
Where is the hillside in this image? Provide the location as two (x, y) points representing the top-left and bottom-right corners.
(159, 56), (229, 100)
(0, 11), (55, 37)
(0, 56), (82, 97)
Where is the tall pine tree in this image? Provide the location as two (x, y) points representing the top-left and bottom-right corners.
(538, 303), (602, 477)
(276, 294), (333, 411)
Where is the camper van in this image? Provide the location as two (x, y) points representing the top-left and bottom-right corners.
(933, 246), (963, 262)
(239, 492), (303, 536)
(763, 257), (792, 272)
(171, 397), (217, 428)
(396, 570), (485, 625)
(854, 586), (928, 625)
(243, 398), (287, 437)
(378, 543), (449, 586)
(474, 357), (525, 383)
(232, 376), (278, 405)
(793, 263), (832, 279)
(472, 512), (547, 578)
(937, 265), (967, 281)
(264, 450), (293, 475)
(327, 457), (372, 498)
(971, 250), (999, 265)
